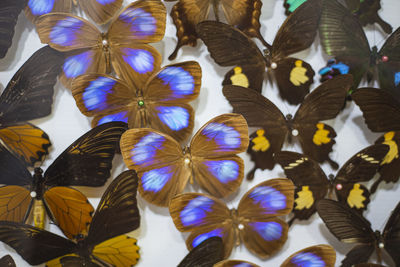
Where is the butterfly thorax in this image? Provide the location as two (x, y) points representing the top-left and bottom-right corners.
(263, 48), (276, 69)
(75, 235), (93, 260)
(32, 167), (45, 200)
(100, 33), (112, 73)
(229, 208), (246, 246)
(183, 146), (194, 183)
(285, 114), (298, 143)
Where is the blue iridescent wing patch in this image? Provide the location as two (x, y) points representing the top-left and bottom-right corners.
(27, 0), (57, 16)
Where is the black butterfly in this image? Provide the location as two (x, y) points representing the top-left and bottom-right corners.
(0, 121), (127, 240)
(196, 0), (322, 105)
(317, 199), (400, 267)
(0, 45), (64, 166)
(0, 170), (141, 266)
(352, 88), (400, 194)
(223, 74), (353, 180)
(319, 0), (400, 95)
(178, 237), (224, 267)
(275, 144), (389, 225)
(0, 0), (26, 59)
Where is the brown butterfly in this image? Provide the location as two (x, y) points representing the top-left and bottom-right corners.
(164, 0), (268, 60)
(169, 178), (295, 259)
(274, 144), (389, 226)
(352, 88), (400, 194)
(223, 74), (353, 180)
(35, 0), (166, 89)
(25, 0), (123, 25)
(196, 0), (322, 105)
(120, 113), (249, 207)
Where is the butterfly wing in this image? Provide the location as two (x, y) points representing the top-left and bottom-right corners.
(215, 260), (260, 267)
(0, 0), (25, 59)
(0, 221), (76, 265)
(274, 151), (329, 222)
(79, 0), (123, 25)
(352, 88), (400, 132)
(0, 255), (15, 267)
(169, 193), (234, 258)
(196, 21), (266, 92)
(177, 236), (224, 267)
(25, 0), (72, 22)
(382, 201), (400, 266)
(43, 122), (127, 187)
(280, 245), (336, 267)
(319, 0), (371, 88)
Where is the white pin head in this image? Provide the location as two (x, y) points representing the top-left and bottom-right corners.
(271, 62), (277, 69)
(292, 129), (299, 136)
(30, 191), (37, 198)
(336, 184), (343, 190)
(102, 39), (108, 46)
(379, 242), (384, 248)
(184, 158), (191, 165)
(238, 223), (244, 230)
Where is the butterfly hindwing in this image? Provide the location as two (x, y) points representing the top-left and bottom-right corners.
(177, 236), (224, 267)
(0, 185), (32, 223)
(0, 255), (15, 267)
(382, 201), (400, 266)
(280, 244), (336, 267)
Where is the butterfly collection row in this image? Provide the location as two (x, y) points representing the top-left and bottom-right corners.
(0, 0), (400, 266)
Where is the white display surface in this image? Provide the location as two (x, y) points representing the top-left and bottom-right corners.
(1, 0), (400, 266)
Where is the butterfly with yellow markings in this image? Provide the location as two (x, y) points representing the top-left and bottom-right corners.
(0, 170), (141, 267)
(275, 144), (389, 226)
(120, 113), (249, 207)
(35, 0), (166, 89)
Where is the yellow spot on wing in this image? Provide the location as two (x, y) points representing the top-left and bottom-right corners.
(294, 186), (314, 210)
(290, 60), (309, 86)
(313, 123), (331, 146)
(382, 131), (398, 165)
(230, 66), (249, 88)
(347, 184), (366, 209)
(251, 129), (270, 152)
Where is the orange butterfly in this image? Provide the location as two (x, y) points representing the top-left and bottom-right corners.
(120, 113), (249, 207)
(169, 178), (295, 258)
(35, 0), (166, 89)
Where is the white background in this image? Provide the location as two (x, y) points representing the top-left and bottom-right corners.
(1, 0), (400, 266)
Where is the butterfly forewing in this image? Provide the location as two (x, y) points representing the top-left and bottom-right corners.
(25, 0), (71, 22)
(177, 236), (224, 267)
(80, 0), (123, 25)
(215, 260), (259, 267)
(280, 245), (336, 267)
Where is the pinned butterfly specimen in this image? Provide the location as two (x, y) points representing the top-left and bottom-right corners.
(169, 178), (294, 259)
(0, 121), (126, 240)
(72, 61), (201, 143)
(196, 0), (322, 105)
(0, 45), (63, 166)
(0, 255), (15, 267)
(120, 113), (249, 207)
(317, 199), (400, 267)
(215, 244), (336, 267)
(0, 170), (141, 267)
(0, 0), (26, 59)
(319, 0), (400, 94)
(352, 88), (400, 193)
(25, 0), (123, 25)
(178, 236), (224, 267)
(164, 0), (268, 60)
(223, 74), (353, 180)
(274, 144), (389, 226)
(35, 0), (166, 89)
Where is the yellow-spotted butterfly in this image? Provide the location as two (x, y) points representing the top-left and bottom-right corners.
(274, 144), (389, 226)
(35, 0), (166, 89)
(169, 178), (294, 258)
(319, 0), (400, 94)
(177, 236), (224, 267)
(120, 113), (249, 207)
(0, 170), (141, 267)
(164, 0), (268, 60)
(25, 0), (123, 25)
(0, 122), (126, 239)
(352, 88), (400, 194)
(72, 61), (201, 143)
(196, 0), (322, 105)
(0, 46), (63, 166)
(215, 244), (336, 267)
(223, 75), (353, 180)
(317, 199), (400, 267)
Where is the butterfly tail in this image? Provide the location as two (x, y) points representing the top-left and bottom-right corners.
(369, 176), (383, 195)
(327, 158), (339, 170)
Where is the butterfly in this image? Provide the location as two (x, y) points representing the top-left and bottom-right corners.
(0, 45), (63, 166)
(164, 0), (268, 60)
(274, 144), (389, 226)
(196, 0), (322, 105)
(319, 0), (400, 94)
(352, 88), (400, 194)
(0, 121), (126, 240)
(120, 113), (249, 207)
(223, 74), (353, 180)
(25, 0), (123, 25)
(0, 0), (26, 59)
(71, 60), (201, 143)
(0, 170), (141, 267)
(177, 236), (224, 267)
(317, 199), (400, 267)
(169, 178), (294, 258)
(215, 244), (336, 267)
(0, 255), (15, 267)
(35, 0), (166, 89)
